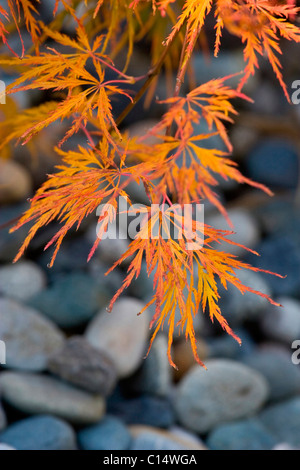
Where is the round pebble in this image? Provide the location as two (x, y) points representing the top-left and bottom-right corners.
(0, 372), (105, 425)
(0, 298), (65, 371)
(47, 336), (117, 395)
(85, 297), (149, 379)
(28, 272), (110, 328)
(0, 261), (46, 302)
(0, 415), (77, 450)
(173, 359), (269, 434)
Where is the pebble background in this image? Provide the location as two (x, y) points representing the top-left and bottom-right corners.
(1, 4), (300, 451)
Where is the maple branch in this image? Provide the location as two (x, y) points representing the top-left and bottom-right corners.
(165, 24), (201, 137)
(114, 28), (181, 128)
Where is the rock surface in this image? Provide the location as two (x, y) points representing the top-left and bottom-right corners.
(0, 372), (105, 425)
(85, 297), (149, 378)
(47, 336), (117, 395)
(0, 298), (65, 371)
(0, 415), (77, 450)
(28, 272), (110, 328)
(0, 261), (46, 301)
(173, 359), (269, 433)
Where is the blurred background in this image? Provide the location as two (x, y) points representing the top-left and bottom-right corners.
(0, 1), (300, 451)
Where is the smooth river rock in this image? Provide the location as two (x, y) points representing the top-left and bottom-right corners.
(0, 372), (105, 425)
(0, 298), (65, 371)
(173, 359), (269, 434)
(85, 297), (149, 378)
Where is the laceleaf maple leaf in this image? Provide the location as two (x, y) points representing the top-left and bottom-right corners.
(0, 5), (11, 54)
(10, 143), (136, 266)
(1, 0), (41, 55)
(105, 204), (283, 368)
(127, 75), (272, 218)
(215, 0), (300, 100)
(0, 24), (132, 146)
(0, 100), (58, 152)
(151, 74), (253, 152)
(2, 0), (292, 370)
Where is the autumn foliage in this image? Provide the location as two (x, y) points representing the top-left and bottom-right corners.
(0, 0), (298, 367)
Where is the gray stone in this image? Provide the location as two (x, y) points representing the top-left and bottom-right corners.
(123, 334), (172, 397)
(261, 297), (300, 344)
(78, 415), (131, 450)
(0, 298), (65, 371)
(242, 346), (300, 401)
(0, 261), (46, 302)
(0, 415), (77, 450)
(28, 272), (110, 328)
(174, 359), (269, 433)
(85, 297), (149, 378)
(206, 418), (277, 450)
(259, 397), (300, 447)
(0, 372), (105, 425)
(47, 336), (117, 395)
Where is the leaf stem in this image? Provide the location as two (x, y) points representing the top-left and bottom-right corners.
(114, 28), (181, 128)
(165, 23), (202, 136)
